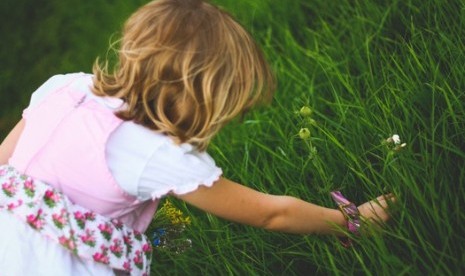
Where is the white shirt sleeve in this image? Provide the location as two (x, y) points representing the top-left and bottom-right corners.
(106, 121), (222, 201)
(138, 141), (223, 200)
(26, 74), (81, 108)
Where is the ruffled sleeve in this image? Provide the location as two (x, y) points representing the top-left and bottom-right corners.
(137, 140), (223, 200)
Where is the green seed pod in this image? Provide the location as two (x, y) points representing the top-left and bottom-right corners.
(306, 118), (317, 126)
(299, 106), (312, 117)
(299, 128), (311, 139)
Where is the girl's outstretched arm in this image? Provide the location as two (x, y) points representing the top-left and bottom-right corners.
(0, 119), (25, 165)
(177, 177), (392, 235)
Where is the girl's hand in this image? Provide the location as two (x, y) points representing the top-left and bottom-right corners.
(357, 194), (395, 226)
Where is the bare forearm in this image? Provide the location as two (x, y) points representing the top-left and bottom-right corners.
(180, 177), (392, 236)
(179, 178), (348, 235)
(264, 195), (346, 235)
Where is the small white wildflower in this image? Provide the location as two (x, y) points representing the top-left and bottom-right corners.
(386, 134), (401, 144)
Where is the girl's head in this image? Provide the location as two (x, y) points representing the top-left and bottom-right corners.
(93, 0), (275, 150)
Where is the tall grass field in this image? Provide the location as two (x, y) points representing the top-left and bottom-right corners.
(1, 0), (464, 275)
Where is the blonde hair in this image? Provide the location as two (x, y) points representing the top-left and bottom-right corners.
(92, 0), (275, 150)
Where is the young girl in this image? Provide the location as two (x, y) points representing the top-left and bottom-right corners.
(0, 0), (393, 275)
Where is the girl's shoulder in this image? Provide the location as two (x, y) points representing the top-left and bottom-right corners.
(29, 72), (91, 107)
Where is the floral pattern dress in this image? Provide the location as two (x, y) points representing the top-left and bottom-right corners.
(0, 165), (152, 275)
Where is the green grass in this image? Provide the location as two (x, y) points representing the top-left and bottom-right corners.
(1, 0), (464, 275)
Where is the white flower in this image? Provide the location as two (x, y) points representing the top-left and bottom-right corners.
(384, 134), (407, 152)
(386, 134), (401, 144)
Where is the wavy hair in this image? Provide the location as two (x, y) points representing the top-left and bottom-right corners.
(92, 0), (275, 150)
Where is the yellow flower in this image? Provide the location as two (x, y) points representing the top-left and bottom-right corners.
(154, 199), (192, 226)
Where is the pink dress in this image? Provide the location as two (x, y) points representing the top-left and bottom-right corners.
(0, 73), (222, 275)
